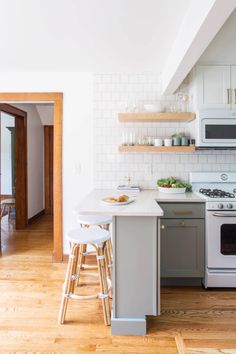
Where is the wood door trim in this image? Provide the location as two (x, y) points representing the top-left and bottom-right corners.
(0, 104), (28, 229)
(44, 126), (53, 215)
(0, 93), (63, 262)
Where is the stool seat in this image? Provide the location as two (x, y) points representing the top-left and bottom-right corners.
(67, 227), (110, 245)
(76, 214), (112, 226)
(1, 198), (15, 206)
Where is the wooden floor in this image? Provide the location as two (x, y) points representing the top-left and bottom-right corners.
(0, 216), (236, 353)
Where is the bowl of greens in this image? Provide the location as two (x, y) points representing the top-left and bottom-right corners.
(157, 176), (191, 194)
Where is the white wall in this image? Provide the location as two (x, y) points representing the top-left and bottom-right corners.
(0, 72), (93, 253)
(199, 9), (236, 64)
(1, 112), (14, 194)
(14, 104), (44, 219)
(36, 104), (54, 125)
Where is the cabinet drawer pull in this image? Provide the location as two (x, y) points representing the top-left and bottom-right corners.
(179, 221), (186, 226)
(161, 224), (165, 230)
(173, 210), (193, 215)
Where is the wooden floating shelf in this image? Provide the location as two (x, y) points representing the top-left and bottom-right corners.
(119, 145), (196, 153)
(118, 112), (195, 123)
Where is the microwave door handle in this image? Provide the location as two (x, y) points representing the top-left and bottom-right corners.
(227, 88), (231, 104)
(213, 212), (236, 217)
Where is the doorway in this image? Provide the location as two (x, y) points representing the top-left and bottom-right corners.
(0, 104), (27, 229)
(0, 93), (63, 262)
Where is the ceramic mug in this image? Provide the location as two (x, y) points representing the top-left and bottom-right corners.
(172, 137), (181, 146)
(181, 136), (188, 146)
(154, 138), (163, 146)
(164, 138), (172, 147)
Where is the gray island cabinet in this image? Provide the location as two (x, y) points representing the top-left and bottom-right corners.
(159, 202), (205, 283)
(77, 190), (164, 335)
(77, 190), (206, 334)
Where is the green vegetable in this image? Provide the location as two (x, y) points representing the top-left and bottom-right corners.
(157, 176), (192, 191)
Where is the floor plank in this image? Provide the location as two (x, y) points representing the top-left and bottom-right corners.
(1, 215), (236, 353)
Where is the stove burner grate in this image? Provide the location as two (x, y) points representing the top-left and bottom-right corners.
(199, 188), (235, 198)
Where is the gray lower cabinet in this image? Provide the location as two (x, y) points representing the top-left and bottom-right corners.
(159, 203), (205, 278)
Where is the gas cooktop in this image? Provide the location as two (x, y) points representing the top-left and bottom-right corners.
(199, 188), (235, 199)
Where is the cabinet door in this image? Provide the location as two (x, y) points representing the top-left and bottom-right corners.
(161, 219), (204, 277)
(196, 65), (230, 109)
(231, 66), (236, 109)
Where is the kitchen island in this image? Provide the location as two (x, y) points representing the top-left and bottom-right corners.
(77, 190), (205, 335)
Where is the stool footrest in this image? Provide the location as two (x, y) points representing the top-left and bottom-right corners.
(79, 264), (98, 270)
(82, 251), (96, 256)
(64, 292), (109, 300)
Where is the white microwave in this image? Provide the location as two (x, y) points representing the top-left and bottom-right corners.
(196, 110), (236, 148)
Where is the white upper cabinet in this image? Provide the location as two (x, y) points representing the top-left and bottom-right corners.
(196, 65), (231, 109)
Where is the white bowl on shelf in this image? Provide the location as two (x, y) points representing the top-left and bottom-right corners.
(154, 138), (163, 146)
(144, 103), (162, 112)
(158, 187), (186, 194)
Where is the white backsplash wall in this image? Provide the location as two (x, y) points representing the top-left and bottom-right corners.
(93, 73), (236, 189)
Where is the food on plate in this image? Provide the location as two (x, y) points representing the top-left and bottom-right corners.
(157, 176), (192, 191)
(104, 197), (117, 203)
(104, 195), (129, 203)
(117, 195), (129, 202)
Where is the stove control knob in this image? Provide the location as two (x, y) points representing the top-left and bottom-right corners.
(227, 203), (233, 209)
(218, 203), (224, 209)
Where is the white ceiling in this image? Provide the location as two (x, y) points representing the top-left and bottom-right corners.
(199, 9), (236, 64)
(0, 0), (193, 72)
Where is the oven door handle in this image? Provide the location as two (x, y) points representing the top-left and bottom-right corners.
(213, 212), (236, 217)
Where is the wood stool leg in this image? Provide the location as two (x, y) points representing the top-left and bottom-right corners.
(107, 238), (113, 263)
(96, 243), (111, 326)
(58, 244), (78, 324)
(1, 205), (6, 219)
(75, 244), (84, 287)
(80, 244), (87, 269)
(101, 223), (113, 264)
(70, 244), (80, 293)
(80, 223), (89, 269)
(8, 206), (11, 221)
(105, 241), (112, 280)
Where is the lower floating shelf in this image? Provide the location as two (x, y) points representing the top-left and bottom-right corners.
(119, 145), (196, 153)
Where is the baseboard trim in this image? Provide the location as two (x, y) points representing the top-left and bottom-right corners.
(161, 277), (203, 286)
(28, 209), (45, 224)
(62, 254), (96, 264)
(111, 315), (146, 335)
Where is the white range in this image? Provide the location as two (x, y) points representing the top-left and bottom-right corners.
(190, 172), (236, 288)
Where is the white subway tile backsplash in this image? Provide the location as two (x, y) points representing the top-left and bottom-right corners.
(93, 72), (236, 189)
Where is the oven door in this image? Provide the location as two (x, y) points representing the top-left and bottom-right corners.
(201, 119), (236, 146)
(206, 210), (236, 268)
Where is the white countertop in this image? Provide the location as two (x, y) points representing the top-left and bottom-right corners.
(155, 191), (205, 203)
(76, 190), (205, 217)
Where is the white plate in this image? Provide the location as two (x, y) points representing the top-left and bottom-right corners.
(158, 187), (186, 194)
(101, 197), (135, 206)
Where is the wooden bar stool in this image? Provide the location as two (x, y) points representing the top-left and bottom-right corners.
(76, 215), (113, 279)
(58, 227), (111, 326)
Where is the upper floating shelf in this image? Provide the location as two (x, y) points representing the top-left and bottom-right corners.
(118, 112), (196, 123)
